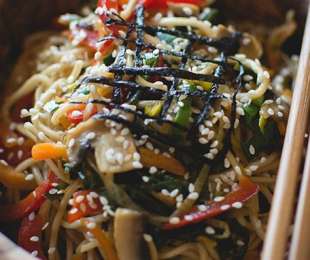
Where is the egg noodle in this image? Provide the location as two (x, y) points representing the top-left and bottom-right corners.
(0, 1), (298, 259)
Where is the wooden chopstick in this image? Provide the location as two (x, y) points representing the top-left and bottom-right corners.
(289, 126), (310, 260)
(261, 5), (310, 260)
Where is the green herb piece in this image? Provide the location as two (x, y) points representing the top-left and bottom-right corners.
(143, 52), (159, 67)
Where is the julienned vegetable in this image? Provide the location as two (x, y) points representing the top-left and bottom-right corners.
(18, 213), (47, 260)
(32, 143), (68, 161)
(81, 220), (119, 260)
(139, 147), (186, 176)
(67, 190), (103, 223)
(163, 175), (259, 230)
(0, 163), (36, 190)
(0, 174), (56, 221)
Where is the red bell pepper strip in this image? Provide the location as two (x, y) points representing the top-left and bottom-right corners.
(0, 173), (56, 222)
(163, 175), (259, 230)
(18, 213), (47, 260)
(67, 190), (103, 223)
(67, 105), (98, 125)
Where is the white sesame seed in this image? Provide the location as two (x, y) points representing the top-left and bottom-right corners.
(41, 222), (49, 230)
(121, 128), (130, 136)
(214, 196), (224, 202)
(115, 152), (124, 165)
(71, 110), (83, 117)
(170, 189), (179, 197)
(31, 250), (38, 257)
(260, 156), (267, 163)
(267, 108), (274, 116)
(161, 189), (170, 196)
(49, 189), (58, 195)
(68, 139), (75, 148)
(30, 236), (39, 242)
(123, 140), (129, 149)
(236, 107), (245, 116)
(277, 111), (284, 117)
(249, 145), (256, 155)
(249, 165), (258, 171)
(142, 176), (150, 183)
(184, 215), (194, 221)
(243, 74), (253, 82)
(86, 132), (96, 140)
(176, 194), (183, 202)
(234, 166), (242, 175)
(187, 192), (199, 200)
(17, 150), (23, 159)
(237, 240), (245, 246)
(198, 204), (208, 211)
(234, 119), (240, 129)
(133, 152), (141, 161)
(205, 226), (215, 235)
(188, 183), (195, 193)
(204, 153), (214, 160)
(132, 161), (143, 169)
(220, 204), (230, 211)
(169, 217), (180, 224)
(28, 212), (35, 221)
(146, 142), (154, 150)
(25, 174), (34, 181)
(210, 140), (218, 148)
(143, 234), (153, 242)
(232, 202), (243, 208)
(224, 158), (230, 168)
(263, 71), (270, 79)
(207, 130), (215, 140)
(149, 166), (158, 174)
(210, 148), (218, 155)
(86, 222), (96, 229)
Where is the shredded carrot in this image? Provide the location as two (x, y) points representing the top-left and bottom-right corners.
(81, 221), (118, 260)
(32, 143), (68, 161)
(0, 163), (36, 190)
(139, 147), (186, 176)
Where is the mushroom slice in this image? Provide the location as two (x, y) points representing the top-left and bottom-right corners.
(66, 118), (137, 174)
(114, 208), (144, 260)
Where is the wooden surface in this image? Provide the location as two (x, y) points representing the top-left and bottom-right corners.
(289, 129), (310, 260)
(261, 4), (310, 260)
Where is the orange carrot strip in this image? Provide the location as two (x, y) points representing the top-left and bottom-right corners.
(139, 147), (186, 176)
(32, 143), (67, 161)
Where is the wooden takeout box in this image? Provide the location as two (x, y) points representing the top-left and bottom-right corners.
(0, 0), (309, 259)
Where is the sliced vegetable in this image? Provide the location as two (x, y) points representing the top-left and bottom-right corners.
(67, 104), (97, 125)
(143, 52), (159, 67)
(0, 163), (36, 190)
(81, 220), (119, 260)
(67, 190), (103, 223)
(32, 143), (68, 161)
(18, 213), (47, 260)
(163, 175), (259, 230)
(113, 208), (143, 260)
(139, 147), (186, 176)
(0, 176), (54, 221)
(174, 98), (192, 127)
(144, 102), (163, 117)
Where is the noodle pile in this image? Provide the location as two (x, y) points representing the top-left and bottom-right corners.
(0, 1), (298, 259)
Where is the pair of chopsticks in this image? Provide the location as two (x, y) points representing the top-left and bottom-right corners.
(261, 4), (310, 260)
